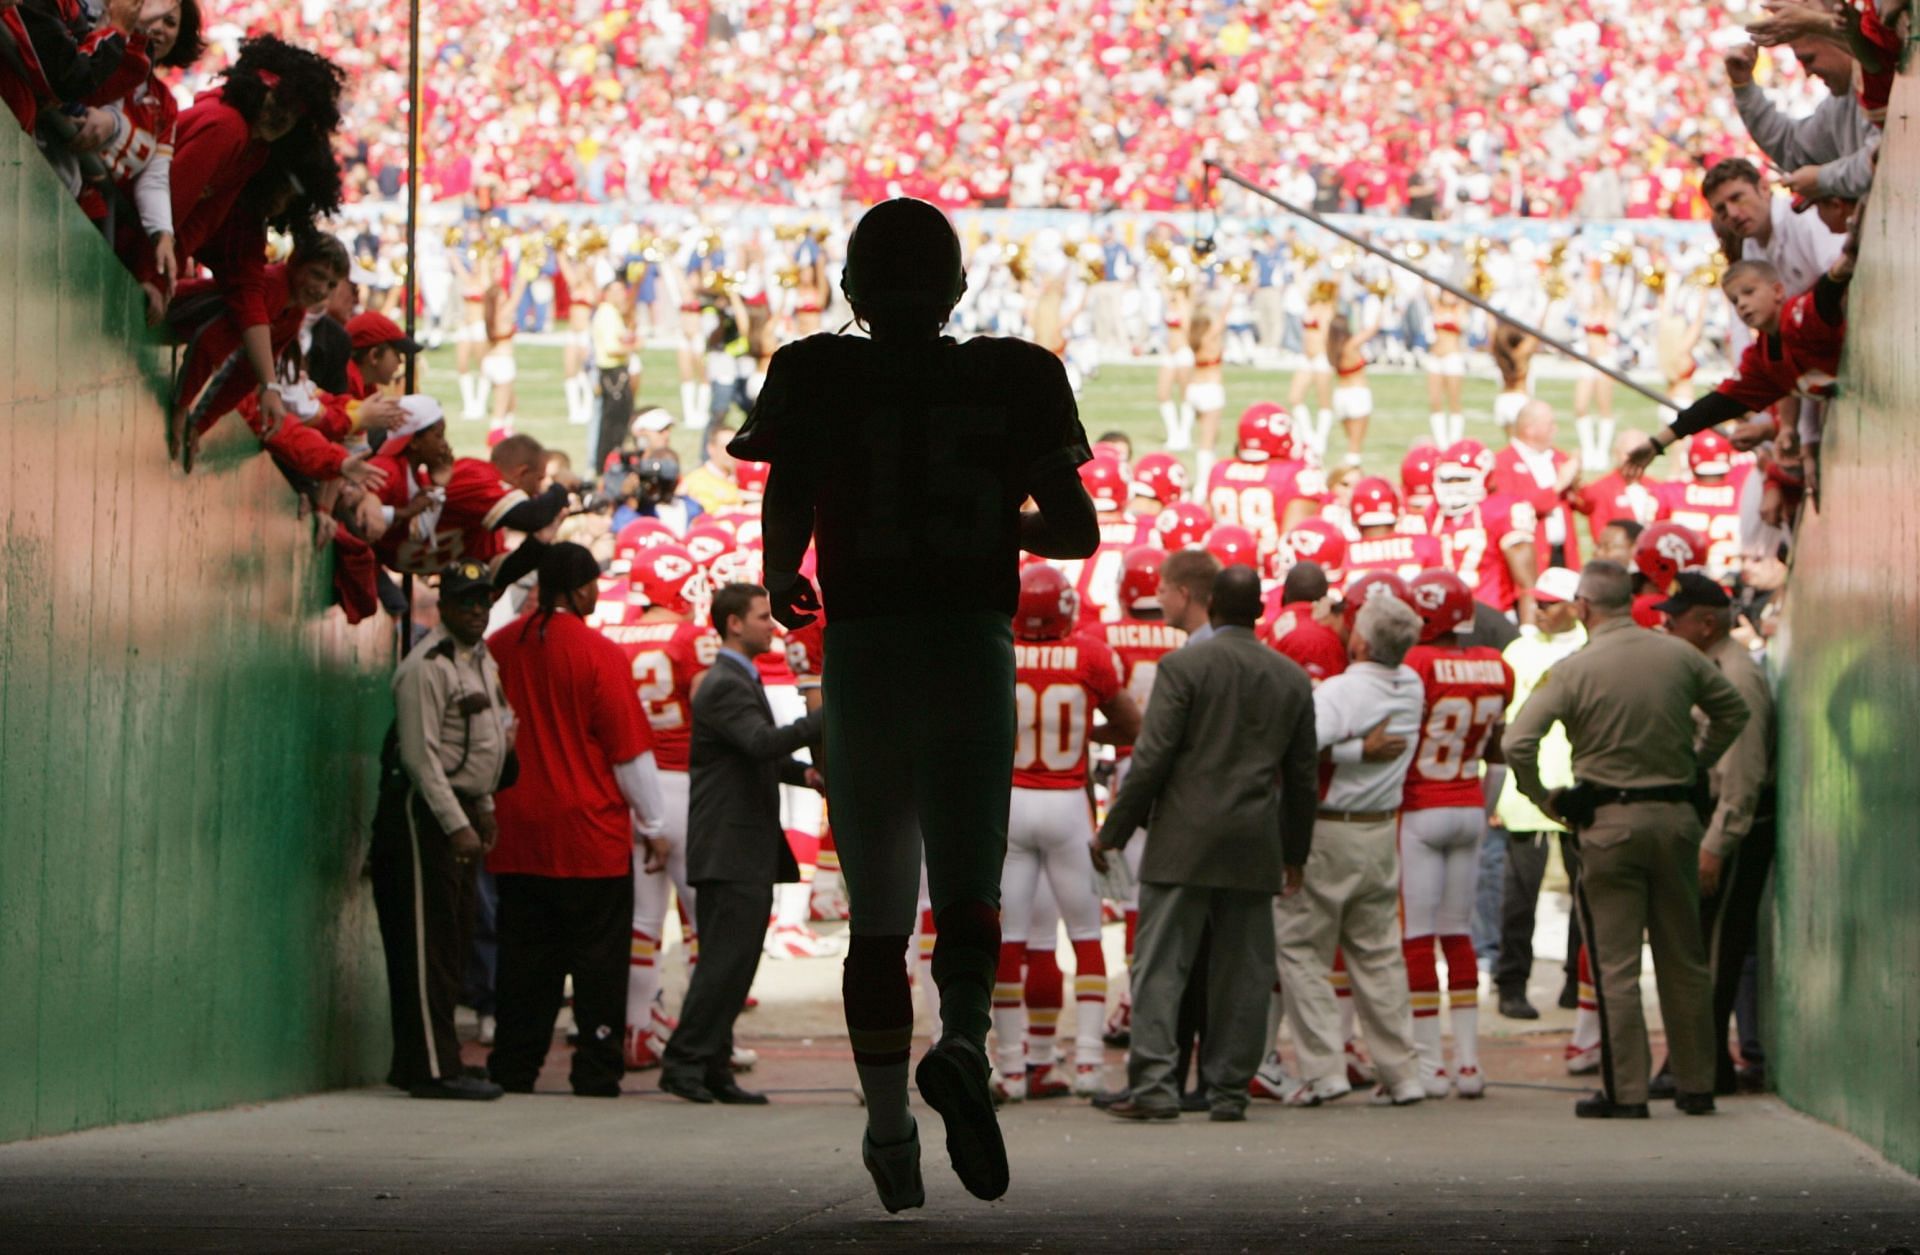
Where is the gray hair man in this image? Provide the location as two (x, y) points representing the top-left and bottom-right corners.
(1503, 561), (1748, 1119)
(1274, 593), (1429, 1107)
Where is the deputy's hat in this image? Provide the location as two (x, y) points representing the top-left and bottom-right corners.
(440, 559), (492, 602)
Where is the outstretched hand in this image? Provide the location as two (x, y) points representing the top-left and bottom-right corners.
(767, 573), (821, 630)
(1619, 439), (1660, 483)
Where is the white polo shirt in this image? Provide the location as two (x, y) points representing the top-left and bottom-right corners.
(1313, 660), (1425, 813)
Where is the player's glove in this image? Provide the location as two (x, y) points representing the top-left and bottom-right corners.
(765, 570), (821, 631)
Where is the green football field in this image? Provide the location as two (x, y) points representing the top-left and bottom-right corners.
(418, 344), (1667, 483)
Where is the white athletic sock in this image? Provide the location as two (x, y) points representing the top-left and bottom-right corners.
(992, 1000), (1027, 1079)
(1196, 448), (1217, 484)
(680, 381), (701, 428)
(1448, 413), (1467, 445)
(695, 382), (713, 422)
(1571, 1002), (1601, 1052)
(773, 881), (810, 929)
(1575, 415), (1598, 470)
(1412, 1013), (1446, 1079)
(569, 374), (594, 425)
(858, 1060), (913, 1144)
(1292, 404), (1313, 431)
(1449, 1003), (1480, 1073)
(626, 929), (661, 1032)
(1596, 417), (1617, 467)
(1429, 412), (1449, 448)
(458, 372), (481, 419)
(1159, 400), (1182, 448)
(1314, 409), (1334, 456)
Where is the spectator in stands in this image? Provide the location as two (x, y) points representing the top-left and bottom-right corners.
(1725, 39), (1876, 205)
(1, 0), (144, 135)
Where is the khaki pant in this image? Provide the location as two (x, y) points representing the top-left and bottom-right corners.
(1572, 800), (1715, 1104)
(1274, 818), (1418, 1088)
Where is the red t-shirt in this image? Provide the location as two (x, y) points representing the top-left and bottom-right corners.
(371, 457), (529, 574)
(600, 618), (719, 772)
(1102, 617), (1185, 758)
(1012, 633), (1122, 790)
(1426, 495), (1537, 611)
(1402, 644), (1515, 810)
(1206, 458), (1323, 540)
(488, 611), (655, 878)
(1716, 289), (1846, 412)
(1264, 603), (1349, 685)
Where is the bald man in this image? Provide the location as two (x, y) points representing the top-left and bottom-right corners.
(1491, 401), (1584, 570)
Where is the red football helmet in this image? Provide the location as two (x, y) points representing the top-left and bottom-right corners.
(683, 520), (736, 568)
(628, 544), (708, 618)
(1342, 569), (1412, 629)
(1091, 439), (1130, 473)
(614, 516), (680, 561)
(1350, 477), (1401, 530)
(735, 459), (771, 498)
(1236, 403), (1295, 464)
(1433, 439), (1494, 513)
(1408, 568), (1474, 642)
(1078, 455), (1127, 514)
(1205, 524), (1259, 570)
(1282, 518), (1350, 577)
(1016, 563), (1079, 641)
(1400, 444), (1439, 509)
(1130, 452), (1188, 506)
(1154, 502), (1213, 549)
(1119, 545), (1166, 611)
(1634, 521), (1708, 592)
(1687, 430), (1733, 477)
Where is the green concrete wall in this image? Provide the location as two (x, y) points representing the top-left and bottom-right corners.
(1772, 70), (1920, 1176)
(0, 126), (392, 1141)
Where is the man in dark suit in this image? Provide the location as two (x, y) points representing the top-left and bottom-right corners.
(1091, 566), (1321, 1122)
(660, 582), (823, 1104)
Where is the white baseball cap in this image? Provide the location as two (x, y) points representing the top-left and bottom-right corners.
(377, 395), (447, 457)
(1533, 567), (1582, 605)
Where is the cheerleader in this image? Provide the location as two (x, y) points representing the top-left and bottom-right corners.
(1185, 304), (1227, 480)
(1490, 321), (1537, 430)
(1156, 281), (1194, 450)
(1573, 273), (1616, 471)
(1326, 310), (1380, 469)
(1288, 279), (1336, 459)
(1425, 289), (1468, 447)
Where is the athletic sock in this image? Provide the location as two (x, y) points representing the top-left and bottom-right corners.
(680, 380), (701, 427)
(1314, 409), (1334, 457)
(1196, 447), (1216, 484)
(845, 934), (915, 1144)
(458, 372), (481, 418)
(1571, 945), (1601, 1051)
(1575, 415), (1598, 470)
(1404, 935), (1442, 1075)
(773, 880), (810, 930)
(1429, 412), (1449, 448)
(1448, 413), (1467, 444)
(1159, 400), (1181, 447)
(1023, 947), (1062, 1070)
(1069, 938), (1107, 1066)
(931, 900), (1001, 1049)
(1596, 417), (1617, 467)
(626, 928), (661, 1032)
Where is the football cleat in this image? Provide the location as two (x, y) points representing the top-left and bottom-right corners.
(1344, 1039), (1377, 1087)
(763, 923), (841, 960)
(1455, 1066), (1486, 1098)
(1282, 1075), (1352, 1108)
(1025, 1064), (1071, 1101)
(1565, 1043), (1603, 1075)
(1369, 1079), (1427, 1107)
(1072, 1064), (1104, 1097)
(1102, 995), (1133, 1049)
(990, 1072), (1027, 1105)
(730, 1046), (759, 1072)
(624, 1026), (666, 1072)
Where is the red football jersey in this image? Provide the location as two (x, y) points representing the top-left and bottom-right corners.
(1716, 288), (1845, 412)
(783, 619), (828, 678)
(1426, 495), (1537, 611)
(1206, 458), (1323, 540)
(1263, 602), (1348, 685)
(1061, 516), (1153, 626)
(372, 456), (527, 574)
(1102, 617), (1185, 758)
(1402, 644), (1515, 810)
(1013, 633), (1123, 790)
(1345, 532), (1442, 582)
(1656, 468), (1751, 580)
(1576, 471), (1664, 545)
(588, 575), (632, 628)
(600, 619), (720, 772)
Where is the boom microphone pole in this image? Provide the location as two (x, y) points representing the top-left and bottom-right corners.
(1204, 160), (1678, 411)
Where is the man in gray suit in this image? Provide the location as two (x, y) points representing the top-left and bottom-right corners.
(661, 583), (823, 1105)
(1091, 566), (1320, 1121)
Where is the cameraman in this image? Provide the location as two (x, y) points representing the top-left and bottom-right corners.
(609, 444), (705, 536)
(1502, 561), (1748, 1121)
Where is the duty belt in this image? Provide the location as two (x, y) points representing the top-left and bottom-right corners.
(1587, 784), (1692, 807)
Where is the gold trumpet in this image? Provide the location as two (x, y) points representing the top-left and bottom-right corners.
(1365, 274), (1392, 298)
(1290, 240), (1321, 268)
(1082, 255), (1107, 283)
(1608, 240), (1635, 268)
(442, 224), (466, 248)
(1467, 262), (1495, 300)
(1310, 278), (1338, 305)
(1007, 241), (1031, 283)
(773, 223), (805, 242)
(776, 264), (801, 289)
(1063, 239), (1082, 260)
(1691, 260), (1727, 289)
(1642, 263), (1668, 293)
(1404, 239), (1429, 262)
(569, 223), (609, 259)
(1543, 269), (1571, 301)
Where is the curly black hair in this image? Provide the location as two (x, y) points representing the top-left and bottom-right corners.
(221, 34), (348, 139)
(154, 0), (207, 71)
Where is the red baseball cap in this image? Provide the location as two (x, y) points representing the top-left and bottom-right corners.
(347, 312), (424, 354)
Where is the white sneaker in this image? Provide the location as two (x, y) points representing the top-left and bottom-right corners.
(1282, 1075), (1352, 1108)
(1343, 1039), (1376, 1086)
(1420, 1065), (1453, 1099)
(477, 1014), (496, 1046)
(1071, 1065), (1104, 1097)
(1455, 1066), (1486, 1098)
(1370, 1079), (1426, 1106)
(763, 923), (841, 960)
(1249, 1051), (1296, 1102)
(729, 1046), (759, 1072)
(1565, 1044), (1603, 1075)
(990, 1072), (1026, 1105)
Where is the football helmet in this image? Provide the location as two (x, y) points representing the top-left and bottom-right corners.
(1634, 521), (1708, 593)
(1154, 501), (1213, 550)
(1350, 477), (1401, 530)
(1433, 439), (1494, 514)
(1400, 444), (1439, 509)
(1205, 523), (1259, 570)
(683, 520), (737, 568)
(1118, 545), (1166, 611)
(1282, 518), (1350, 578)
(1078, 455), (1127, 514)
(1408, 568), (1474, 642)
(735, 459), (771, 498)
(1236, 403), (1295, 464)
(628, 544), (708, 618)
(1130, 452), (1188, 506)
(1687, 430), (1733, 478)
(615, 516), (680, 561)
(1342, 570), (1412, 629)
(1091, 440), (1131, 474)
(1016, 563), (1079, 641)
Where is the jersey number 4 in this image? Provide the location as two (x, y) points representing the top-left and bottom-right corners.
(1414, 694), (1505, 781)
(1014, 682), (1089, 773)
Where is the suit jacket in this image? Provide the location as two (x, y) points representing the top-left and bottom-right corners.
(1096, 626), (1319, 891)
(687, 654), (822, 885)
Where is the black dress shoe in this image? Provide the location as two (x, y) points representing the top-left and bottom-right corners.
(1089, 1088), (1130, 1110)
(1674, 1091), (1717, 1115)
(1647, 1068), (1677, 1100)
(1179, 1090), (1210, 1113)
(1498, 992), (1540, 1020)
(708, 1080), (769, 1105)
(1735, 1063), (1767, 1093)
(409, 1076), (504, 1101)
(1208, 1106), (1247, 1123)
(573, 1082), (623, 1098)
(1557, 982), (1580, 1011)
(1574, 1091), (1649, 1119)
(1104, 1098), (1179, 1121)
(1102, 1029), (1131, 1049)
(659, 1075), (717, 1104)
